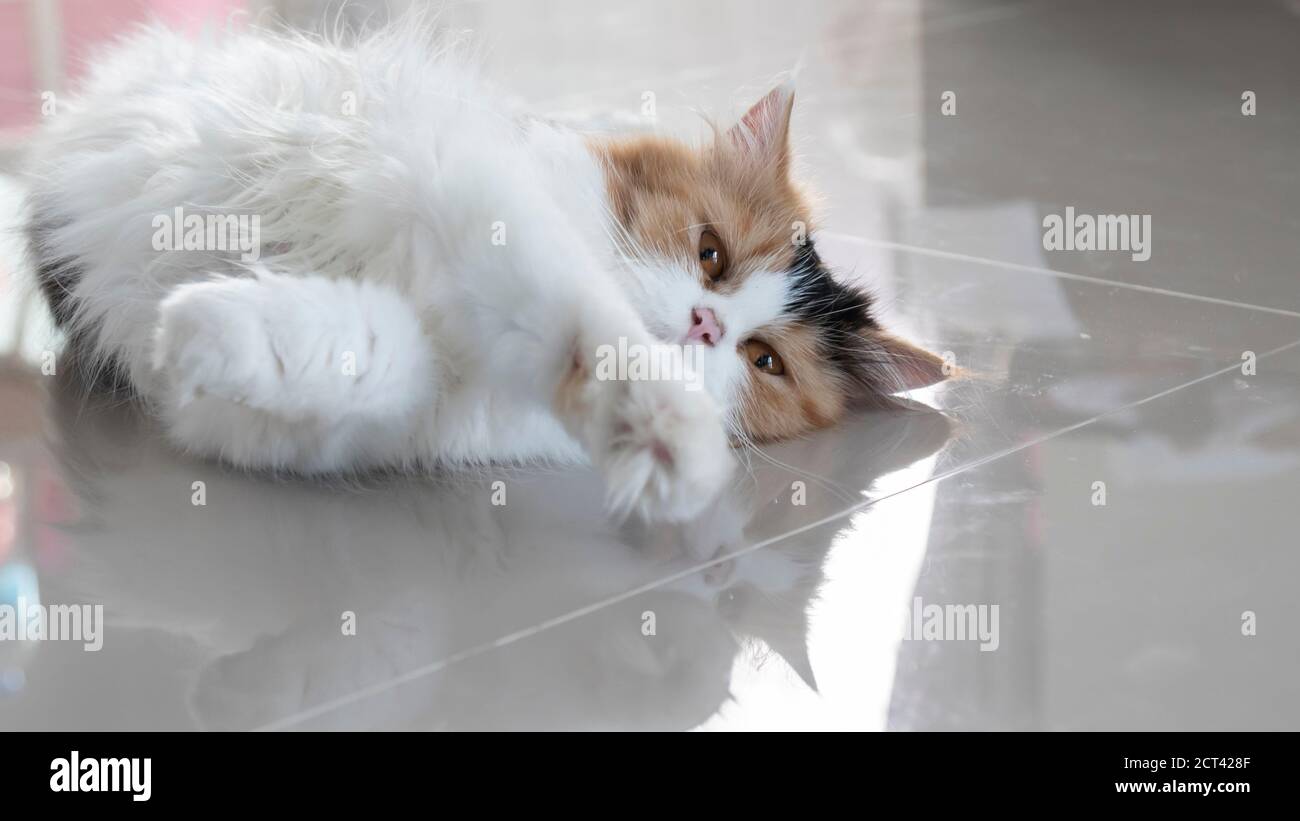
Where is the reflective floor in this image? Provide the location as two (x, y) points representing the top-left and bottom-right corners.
(1, 0), (1298, 730)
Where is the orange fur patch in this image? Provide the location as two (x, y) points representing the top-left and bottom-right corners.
(592, 134), (811, 285)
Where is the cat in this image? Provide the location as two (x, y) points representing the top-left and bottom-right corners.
(25, 15), (946, 522)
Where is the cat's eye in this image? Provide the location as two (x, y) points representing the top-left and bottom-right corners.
(743, 340), (785, 375)
(698, 229), (727, 281)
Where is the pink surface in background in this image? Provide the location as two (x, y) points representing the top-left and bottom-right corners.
(1, 0), (246, 132)
(0, 3), (36, 129)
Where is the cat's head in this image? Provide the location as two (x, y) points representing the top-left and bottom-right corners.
(594, 84), (946, 442)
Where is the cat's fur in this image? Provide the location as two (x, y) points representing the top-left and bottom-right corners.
(26, 18), (945, 521)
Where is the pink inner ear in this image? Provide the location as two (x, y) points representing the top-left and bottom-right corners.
(874, 333), (948, 392)
(727, 83), (795, 159)
(893, 352), (947, 391)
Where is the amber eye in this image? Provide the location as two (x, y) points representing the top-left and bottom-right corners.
(743, 340), (785, 375)
(698, 229), (727, 281)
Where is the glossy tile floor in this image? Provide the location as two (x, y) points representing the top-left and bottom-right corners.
(2, 0), (1299, 730)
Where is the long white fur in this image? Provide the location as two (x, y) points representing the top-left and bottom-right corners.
(24, 20), (800, 521)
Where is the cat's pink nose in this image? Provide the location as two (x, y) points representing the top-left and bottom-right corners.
(686, 307), (724, 346)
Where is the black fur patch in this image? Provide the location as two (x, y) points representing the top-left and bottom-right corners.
(28, 213), (81, 328)
(786, 239), (877, 366)
(786, 239), (908, 404)
(28, 213), (132, 393)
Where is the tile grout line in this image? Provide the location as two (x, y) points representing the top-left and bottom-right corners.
(258, 336), (1300, 730)
(823, 231), (1300, 320)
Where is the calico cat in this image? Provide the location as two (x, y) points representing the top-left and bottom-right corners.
(26, 18), (945, 521)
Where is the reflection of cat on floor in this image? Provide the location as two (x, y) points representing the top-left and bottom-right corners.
(43, 374), (951, 729)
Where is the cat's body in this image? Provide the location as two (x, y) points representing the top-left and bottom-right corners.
(27, 19), (944, 521)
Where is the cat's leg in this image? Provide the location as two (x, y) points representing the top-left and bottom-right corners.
(151, 270), (437, 472)
(559, 314), (733, 519)
(547, 293), (735, 523)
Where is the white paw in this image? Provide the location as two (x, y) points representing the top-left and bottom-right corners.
(152, 273), (434, 423)
(152, 278), (281, 412)
(590, 367), (734, 523)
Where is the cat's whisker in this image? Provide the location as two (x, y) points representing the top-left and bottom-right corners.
(731, 421), (859, 507)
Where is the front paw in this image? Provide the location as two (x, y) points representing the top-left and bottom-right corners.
(591, 372), (734, 523)
(152, 279), (278, 411)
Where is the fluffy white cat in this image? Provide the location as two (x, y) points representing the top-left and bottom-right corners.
(26, 17), (944, 522)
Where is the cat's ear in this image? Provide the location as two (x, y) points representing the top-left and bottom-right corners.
(726, 83), (795, 173)
(853, 332), (949, 405)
